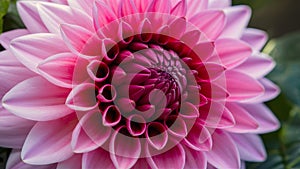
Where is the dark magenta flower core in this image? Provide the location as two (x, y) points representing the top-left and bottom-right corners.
(93, 34), (210, 139)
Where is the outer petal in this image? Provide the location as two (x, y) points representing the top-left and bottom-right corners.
(220, 5), (251, 38)
(67, 0), (93, 16)
(0, 106), (35, 148)
(206, 130), (240, 169)
(214, 38), (252, 69)
(6, 150), (57, 169)
(0, 29), (29, 49)
(225, 70), (264, 101)
(186, 0), (208, 18)
(82, 148), (115, 169)
(241, 28), (268, 51)
(56, 154), (82, 169)
(17, 1), (48, 33)
(37, 52), (78, 88)
(241, 103), (280, 133)
(230, 133), (267, 162)
(0, 50), (35, 97)
(37, 2), (93, 34)
(224, 102), (259, 133)
(10, 33), (68, 73)
(21, 115), (76, 165)
(235, 53), (275, 79)
(208, 0), (231, 9)
(189, 10), (225, 40)
(2, 77), (73, 121)
(255, 78), (280, 103)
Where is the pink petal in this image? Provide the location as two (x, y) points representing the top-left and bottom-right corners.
(2, 77), (73, 121)
(17, 1), (48, 33)
(93, 1), (118, 30)
(126, 114), (146, 136)
(206, 130), (240, 169)
(189, 10), (225, 40)
(0, 50), (34, 97)
(146, 122), (168, 150)
(241, 28), (268, 51)
(146, 141), (185, 169)
(21, 115), (76, 165)
(67, 0), (93, 16)
(225, 70), (264, 101)
(102, 105), (121, 126)
(235, 53), (275, 78)
(0, 29), (29, 49)
(56, 154), (82, 169)
(10, 33), (68, 72)
(37, 52), (78, 88)
(183, 121), (212, 151)
(71, 111), (111, 153)
(241, 103), (280, 133)
(171, 0), (187, 17)
(66, 83), (98, 111)
(165, 115), (188, 138)
(224, 102), (259, 133)
(119, 0), (138, 17)
(82, 148), (115, 169)
(37, 2), (93, 34)
(183, 145), (207, 169)
(214, 38), (252, 68)
(132, 158), (151, 169)
(60, 23), (102, 57)
(199, 101), (235, 129)
(110, 126), (141, 169)
(133, 0), (152, 12)
(230, 133), (267, 162)
(186, 0), (208, 18)
(256, 78), (280, 102)
(147, 0), (171, 13)
(0, 107), (35, 148)
(208, 0), (231, 9)
(6, 150), (57, 169)
(192, 41), (215, 62)
(220, 5), (251, 38)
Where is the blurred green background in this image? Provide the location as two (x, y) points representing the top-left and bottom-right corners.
(0, 0), (300, 168)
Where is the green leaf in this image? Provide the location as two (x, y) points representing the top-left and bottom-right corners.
(2, 0), (24, 32)
(266, 31), (300, 107)
(0, 0), (10, 33)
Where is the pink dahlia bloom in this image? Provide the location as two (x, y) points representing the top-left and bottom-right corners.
(0, 0), (280, 168)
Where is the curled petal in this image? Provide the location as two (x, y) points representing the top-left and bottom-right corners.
(0, 29), (29, 49)
(97, 84), (117, 103)
(102, 105), (121, 127)
(146, 122), (168, 150)
(126, 114), (146, 136)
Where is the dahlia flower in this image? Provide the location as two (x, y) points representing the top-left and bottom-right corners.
(0, 0), (280, 168)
